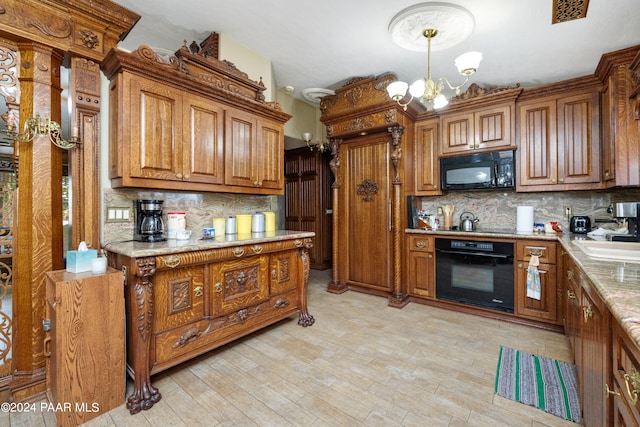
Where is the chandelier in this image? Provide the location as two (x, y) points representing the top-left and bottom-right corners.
(302, 132), (329, 153)
(386, 3), (482, 110)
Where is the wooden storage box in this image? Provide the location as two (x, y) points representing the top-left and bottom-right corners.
(45, 267), (125, 426)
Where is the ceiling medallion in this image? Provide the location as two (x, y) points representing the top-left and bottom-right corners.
(388, 2), (475, 52)
(302, 88), (335, 104)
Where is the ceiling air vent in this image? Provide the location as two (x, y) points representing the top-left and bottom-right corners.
(552, 0), (589, 24)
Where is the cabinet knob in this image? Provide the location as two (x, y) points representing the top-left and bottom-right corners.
(252, 245), (263, 254)
(271, 269), (277, 279)
(604, 170), (611, 177)
(176, 173), (183, 179)
(527, 248), (543, 257)
(194, 286), (203, 297)
(428, 254), (433, 259)
(468, 144), (475, 148)
(567, 290), (576, 299)
(551, 178), (557, 183)
(215, 282), (222, 293)
(567, 270), (574, 279)
(294, 239), (303, 247)
(184, 174), (190, 180)
(415, 240), (426, 249)
(558, 178), (564, 183)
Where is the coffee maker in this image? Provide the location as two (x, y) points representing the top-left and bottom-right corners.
(134, 199), (166, 242)
(610, 202), (640, 242)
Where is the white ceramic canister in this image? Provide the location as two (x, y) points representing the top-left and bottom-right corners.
(225, 215), (237, 234)
(166, 211), (186, 239)
(251, 212), (265, 233)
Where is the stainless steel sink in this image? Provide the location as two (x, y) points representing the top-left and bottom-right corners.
(572, 239), (640, 263)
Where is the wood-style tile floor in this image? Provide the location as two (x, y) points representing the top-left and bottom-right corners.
(5, 269), (579, 426)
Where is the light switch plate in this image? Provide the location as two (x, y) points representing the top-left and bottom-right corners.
(106, 207), (132, 223)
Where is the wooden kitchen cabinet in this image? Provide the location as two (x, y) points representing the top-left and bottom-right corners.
(563, 251), (611, 427)
(596, 46), (640, 187)
(123, 76), (226, 187)
(611, 320), (640, 426)
(440, 104), (515, 155)
(102, 39), (290, 195)
(225, 109), (284, 190)
(45, 268), (125, 427)
(517, 87), (601, 191)
(414, 119), (441, 195)
(106, 235), (314, 414)
(405, 235), (435, 298)
(514, 241), (560, 324)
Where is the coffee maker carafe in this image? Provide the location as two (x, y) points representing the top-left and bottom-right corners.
(134, 199), (166, 242)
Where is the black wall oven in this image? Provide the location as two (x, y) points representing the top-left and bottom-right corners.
(435, 238), (515, 313)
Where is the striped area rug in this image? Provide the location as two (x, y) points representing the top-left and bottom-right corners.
(494, 346), (581, 424)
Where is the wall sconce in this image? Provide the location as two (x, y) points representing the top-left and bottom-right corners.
(5, 113), (80, 150)
(302, 132), (328, 153)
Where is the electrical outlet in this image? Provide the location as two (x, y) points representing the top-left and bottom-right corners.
(564, 206), (573, 218)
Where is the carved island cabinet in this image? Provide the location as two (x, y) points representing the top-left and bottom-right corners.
(105, 232), (315, 414)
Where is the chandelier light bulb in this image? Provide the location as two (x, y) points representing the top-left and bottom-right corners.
(455, 51), (483, 76)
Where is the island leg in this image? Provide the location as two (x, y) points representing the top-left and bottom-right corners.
(297, 238), (315, 327)
(126, 257), (162, 414)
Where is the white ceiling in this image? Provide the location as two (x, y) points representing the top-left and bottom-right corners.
(112, 0), (640, 104)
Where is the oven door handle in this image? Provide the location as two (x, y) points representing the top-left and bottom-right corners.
(436, 249), (512, 259)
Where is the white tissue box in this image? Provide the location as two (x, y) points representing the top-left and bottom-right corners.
(66, 249), (98, 273)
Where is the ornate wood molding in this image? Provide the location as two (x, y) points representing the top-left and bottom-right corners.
(101, 39), (289, 123)
(297, 238), (315, 327)
(0, 0), (139, 62)
(320, 73), (397, 120)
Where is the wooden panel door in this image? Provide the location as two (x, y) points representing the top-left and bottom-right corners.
(129, 77), (183, 181)
(153, 265), (206, 332)
(406, 235), (435, 298)
(441, 112), (474, 154)
(414, 119), (440, 195)
(515, 261), (558, 322)
(518, 99), (558, 187)
(225, 108), (257, 187)
(210, 256), (270, 316)
(475, 105), (513, 150)
(256, 118), (284, 190)
(557, 91), (600, 185)
(182, 94), (224, 185)
(581, 279), (609, 427)
(345, 136), (392, 291)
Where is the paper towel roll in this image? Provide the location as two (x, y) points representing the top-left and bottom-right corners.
(516, 206), (534, 233)
(236, 214), (252, 235)
(212, 217), (226, 237)
(262, 211), (276, 232)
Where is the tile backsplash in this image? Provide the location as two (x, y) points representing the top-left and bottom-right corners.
(103, 188), (280, 245)
(419, 188), (640, 232)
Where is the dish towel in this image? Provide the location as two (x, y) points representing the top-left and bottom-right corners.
(526, 254), (541, 300)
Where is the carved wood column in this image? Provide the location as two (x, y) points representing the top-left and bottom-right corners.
(69, 57), (101, 250)
(327, 138), (346, 293)
(387, 125), (409, 308)
(14, 43), (63, 382)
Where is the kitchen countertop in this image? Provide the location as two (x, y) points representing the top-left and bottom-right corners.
(103, 230), (315, 258)
(407, 228), (640, 349)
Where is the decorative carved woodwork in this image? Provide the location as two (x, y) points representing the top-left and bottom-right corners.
(552, 0), (589, 24)
(102, 38), (290, 194)
(0, 1), (138, 402)
(632, 50), (640, 120)
(107, 236), (314, 414)
(321, 76), (412, 306)
(0, 0), (139, 62)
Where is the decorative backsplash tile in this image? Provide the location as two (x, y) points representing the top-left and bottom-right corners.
(103, 188), (280, 245)
(419, 188), (640, 232)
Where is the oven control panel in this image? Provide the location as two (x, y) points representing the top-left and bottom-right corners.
(450, 240), (493, 252)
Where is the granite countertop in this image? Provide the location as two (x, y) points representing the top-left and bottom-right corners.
(407, 228), (640, 348)
(103, 230), (315, 258)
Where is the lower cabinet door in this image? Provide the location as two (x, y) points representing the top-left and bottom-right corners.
(211, 255), (270, 315)
(407, 251), (435, 298)
(515, 261), (558, 323)
(153, 265), (206, 332)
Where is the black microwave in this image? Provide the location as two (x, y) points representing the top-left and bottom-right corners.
(440, 150), (515, 191)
